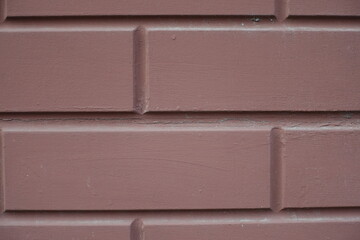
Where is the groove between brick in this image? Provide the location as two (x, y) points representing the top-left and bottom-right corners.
(2, 209), (360, 226)
(3, 208), (360, 215)
(275, 0), (289, 21)
(3, 15), (360, 26)
(0, 0), (6, 23)
(133, 26), (149, 114)
(0, 112), (358, 125)
(131, 219), (145, 240)
(0, 129), (4, 213)
(270, 127), (284, 212)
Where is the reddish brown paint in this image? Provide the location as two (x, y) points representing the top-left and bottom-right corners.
(1, 19), (359, 112)
(1, 0), (360, 239)
(0, 0), (6, 23)
(0, 210), (360, 240)
(147, 26), (360, 111)
(289, 0), (360, 17)
(281, 128), (360, 209)
(0, 114), (360, 238)
(6, 0), (274, 17)
(2, 128), (270, 210)
(3, 0), (360, 21)
(0, 29), (134, 112)
(146, 211), (360, 240)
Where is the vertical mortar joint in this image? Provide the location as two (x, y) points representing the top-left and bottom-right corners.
(275, 0), (289, 22)
(133, 26), (149, 114)
(270, 127), (284, 212)
(0, 0), (7, 23)
(131, 219), (145, 240)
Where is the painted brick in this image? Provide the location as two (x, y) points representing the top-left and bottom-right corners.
(5, 0), (359, 20)
(0, 0), (5, 23)
(1, 127), (270, 211)
(147, 27), (360, 111)
(0, 214), (131, 240)
(1, 211), (359, 240)
(6, 0), (274, 17)
(280, 128), (360, 208)
(0, 28), (134, 112)
(145, 211), (360, 240)
(0, 226), (130, 240)
(146, 222), (360, 240)
(289, 0), (360, 17)
(1, 0), (360, 236)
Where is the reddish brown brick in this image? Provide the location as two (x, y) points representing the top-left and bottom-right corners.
(147, 26), (360, 111)
(280, 128), (360, 209)
(289, 0), (360, 16)
(0, 27), (134, 112)
(0, 213), (131, 240)
(1, 0), (360, 237)
(2, 127), (270, 210)
(145, 210), (360, 240)
(1, 211), (359, 240)
(6, 0), (274, 17)
(146, 221), (360, 240)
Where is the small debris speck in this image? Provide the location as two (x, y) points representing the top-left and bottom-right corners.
(343, 113), (353, 119)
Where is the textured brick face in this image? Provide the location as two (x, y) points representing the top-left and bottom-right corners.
(7, 0), (274, 16)
(0, 29), (134, 112)
(2, 128), (270, 210)
(1, 21), (359, 112)
(147, 28), (360, 111)
(146, 218), (360, 240)
(0, 1), (360, 239)
(281, 129), (360, 209)
(289, 0), (360, 16)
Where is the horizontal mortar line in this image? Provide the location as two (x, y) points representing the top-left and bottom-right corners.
(0, 120), (358, 127)
(1, 25), (359, 32)
(1, 124), (359, 132)
(1, 16), (360, 26)
(147, 26), (360, 31)
(0, 122), (358, 127)
(0, 112), (358, 121)
(1, 208), (360, 226)
(0, 111), (359, 117)
(0, 126), (272, 132)
(4, 15), (360, 20)
(3, 207), (360, 215)
(0, 26), (137, 32)
(1, 21), (360, 33)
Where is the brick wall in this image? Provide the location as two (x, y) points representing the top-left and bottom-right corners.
(0, 1), (360, 239)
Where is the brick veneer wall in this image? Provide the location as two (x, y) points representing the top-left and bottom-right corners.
(0, 0), (359, 239)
